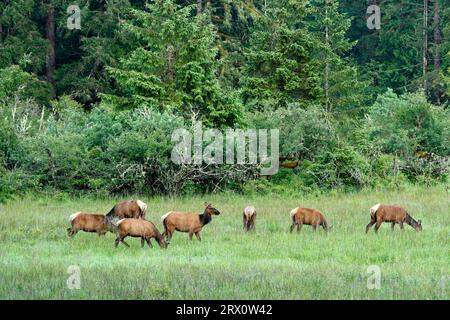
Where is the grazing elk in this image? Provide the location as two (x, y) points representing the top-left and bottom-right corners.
(289, 207), (331, 232)
(114, 218), (167, 248)
(105, 200), (147, 229)
(366, 203), (422, 233)
(161, 203), (221, 242)
(243, 206), (256, 231)
(67, 212), (108, 237)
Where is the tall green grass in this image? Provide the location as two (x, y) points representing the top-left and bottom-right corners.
(0, 185), (448, 299)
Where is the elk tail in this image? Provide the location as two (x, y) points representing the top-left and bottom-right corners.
(136, 200), (147, 217)
(290, 207), (298, 218)
(161, 211), (172, 223)
(69, 212), (81, 222)
(370, 203), (381, 218)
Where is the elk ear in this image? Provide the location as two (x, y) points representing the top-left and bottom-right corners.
(418, 220), (422, 224)
(204, 202), (208, 207)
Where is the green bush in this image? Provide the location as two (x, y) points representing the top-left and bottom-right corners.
(247, 105), (337, 160)
(301, 146), (371, 190)
(367, 90), (450, 157)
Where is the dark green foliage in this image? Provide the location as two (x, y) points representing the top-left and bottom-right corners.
(247, 106), (337, 160)
(366, 90), (449, 157)
(104, 0), (242, 127)
(241, 0), (322, 110)
(0, 0), (448, 200)
(0, 0), (48, 74)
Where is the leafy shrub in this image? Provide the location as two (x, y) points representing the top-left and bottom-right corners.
(301, 146), (371, 190)
(367, 90), (450, 157)
(247, 105), (337, 160)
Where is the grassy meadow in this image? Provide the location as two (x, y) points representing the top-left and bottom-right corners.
(0, 185), (448, 299)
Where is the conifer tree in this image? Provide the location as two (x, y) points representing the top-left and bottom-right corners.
(241, 0), (322, 111)
(104, 0), (242, 127)
(308, 0), (368, 113)
(0, 0), (48, 74)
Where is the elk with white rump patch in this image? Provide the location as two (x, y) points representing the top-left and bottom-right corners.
(114, 218), (167, 248)
(67, 212), (109, 237)
(105, 200), (147, 229)
(366, 203), (422, 233)
(289, 207), (331, 232)
(161, 202), (221, 242)
(243, 206), (256, 231)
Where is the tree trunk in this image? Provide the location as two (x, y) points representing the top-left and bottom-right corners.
(422, 0), (428, 96)
(196, 0), (202, 15)
(433, 0), (441, 104)
(324, 0), (330, 112)
(46, 4), (56, 98)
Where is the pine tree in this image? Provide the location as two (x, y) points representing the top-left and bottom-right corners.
(55, 0), (140, 107)
(103, 0), (242, 127)
(308, 0), (368, 113)
(0, 0), (48, 74)
(0, 0), (52, 104)
(241, 0), (322, 111)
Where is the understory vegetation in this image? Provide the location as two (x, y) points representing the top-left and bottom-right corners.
(1, 0), (449, 201)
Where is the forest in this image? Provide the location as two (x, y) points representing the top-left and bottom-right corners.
(1, 0), (449, 200)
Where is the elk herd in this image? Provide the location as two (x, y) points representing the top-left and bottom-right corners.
(67, 200), (423, 248)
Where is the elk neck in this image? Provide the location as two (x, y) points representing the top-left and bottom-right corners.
(199, 211), (212, 226)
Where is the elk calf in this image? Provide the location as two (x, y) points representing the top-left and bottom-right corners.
(290, 207), (331, 232)
(161, 203), (220, 242)
(115, 218), (167, 248)
(366, 204), (422, 233)
(67, 212), (108, 237)
(243, 206), (256, 231)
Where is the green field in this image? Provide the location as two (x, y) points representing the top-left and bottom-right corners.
(0, 185), (448, 299)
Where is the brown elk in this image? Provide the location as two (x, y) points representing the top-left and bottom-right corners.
(105, 200), (147, 229)
(67, 212), (109, 237)
(366, 203), (422, 233)
(114, 218), (167, 248)
(243, 206), (256, 231)
(289, 207), (331, 232)
(161, 203), (220, 242)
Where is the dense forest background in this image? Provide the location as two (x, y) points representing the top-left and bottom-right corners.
(0, 0), (449, 201)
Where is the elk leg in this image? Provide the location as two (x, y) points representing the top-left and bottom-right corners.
(366, 218), (376, 233)
(67, 228), (75, 237)
(97, 231), (105, 238)
(146, 237), (153, 248)
(114, 237), (121, 247)
(195, 232), (201, 242)
(374, 220), (382, 233)
(290, 223), (296, 233)
(399, 222), (404, 231)
(243, 215), (247, 231)
(251, 214), (256, 231)
(188, 231), (194, 241)
(312, 224), (318, 232)
(121, 239), (130, 247)
(391, 223), (395, 231)
(141, 237), (145, 248)
(297, 223), (303, 232)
